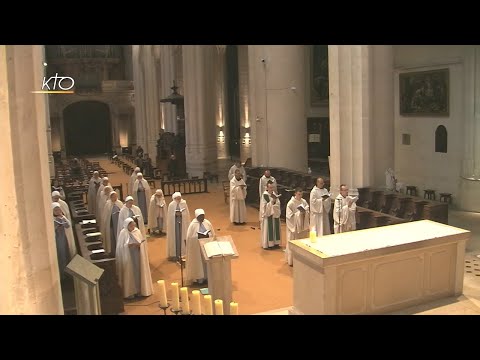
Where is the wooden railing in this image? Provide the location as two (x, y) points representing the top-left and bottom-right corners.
(162, 178), (208, 196)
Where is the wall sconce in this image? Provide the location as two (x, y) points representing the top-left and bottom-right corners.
(217, 130), (225, 144)
(242, 131), (251, 145)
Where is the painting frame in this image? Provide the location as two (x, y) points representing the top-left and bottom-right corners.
(399, 68), (449, 117)
(310, 45), (329, 106)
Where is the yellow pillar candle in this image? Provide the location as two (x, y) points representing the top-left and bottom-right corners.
(157, 280), (168, 307)
(214, 299), (224, 315)
(204, 295), (213, 315)
(309, 228), (317, 243)
(191, 290), (202, 315)
(230, 301), (239, 315)
(180, 287), (190, 314)
(171, 282), (180, 310)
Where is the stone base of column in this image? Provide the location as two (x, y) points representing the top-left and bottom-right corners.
(186, 144), (218, 178)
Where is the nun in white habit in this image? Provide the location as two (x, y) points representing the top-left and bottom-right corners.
(116, 218), (153, 299)
(132, 172), (151, 224)
(96, 177), (112, 215)
(101, 191), (124, 255)
(129, 167), (141, 195)
(87, 171), (102, 214)
(52, 202), (72, 280)
(185, 209), (215, 286)
(166, 192), (191, 260)
(147, 189), (166, 235)
(97, 185), (112, 226)
(117, 196), (146, 240)
(52, 191), (77, 258)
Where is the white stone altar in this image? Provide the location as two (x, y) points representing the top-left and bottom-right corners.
(289, 220), (470, 315)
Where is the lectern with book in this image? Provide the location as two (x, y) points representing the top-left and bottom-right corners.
(199, 235), (239, 315)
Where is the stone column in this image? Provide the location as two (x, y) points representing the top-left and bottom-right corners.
(160, 45), (177, 133)
(132, 45), (147, 149)
(214, 45), (228, 159)
(182, 45), (218, 177)
(238, 45), (252, 163)
(143, 45), (160, 158)
(248, 45), (307, 171)
(59, 111), (66, 159)
(0, 45), (63, 314)
(328, 45), (394, 194)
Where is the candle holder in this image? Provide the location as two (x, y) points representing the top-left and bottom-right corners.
(170, 307), (182, 315)
(158, 302), (170, 316)
(181, 309), (193, 315)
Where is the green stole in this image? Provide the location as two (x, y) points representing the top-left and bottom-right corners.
(264, 193), (280, 240)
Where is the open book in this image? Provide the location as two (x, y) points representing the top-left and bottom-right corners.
(347, 195), (359, 202)
(91, 249), (105, 254)
(198, 229), (211, 236)
(175, 208), (186, 212)
(297, 203), (308, 211)
(204, 241), (235, 258)
(86, 232), (102, 238)
(271, 193), (282, 199)
(80, 219), (96, 225)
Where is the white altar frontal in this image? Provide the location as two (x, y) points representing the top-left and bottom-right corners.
(289, 220), (470, 315)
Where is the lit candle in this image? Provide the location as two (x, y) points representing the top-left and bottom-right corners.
(157, 280), (168, 307)
(171, 282), (180, 310)
(215, 299), (224, 315)
(180, 287), (190, 314)
(309, 228), (317, 243)
(191, 290), (202, 315)
(204, 295), (213, 315)
(230, 301), (239, 315)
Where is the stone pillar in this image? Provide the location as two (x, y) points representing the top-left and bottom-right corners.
(110, 104), (121, 152)
(132, 45), (147, 149)
(248, 45), (307, 171)
(238, 45), (252, 163)
(160, 45), (177, 133)
(59, 111), (66, 159)
(214, 45), (228, 159)
(143, 45), (160, 158)
(0, 45), (63, 314)
(182, 45), (218, 177)
(328, 45), (394, 194)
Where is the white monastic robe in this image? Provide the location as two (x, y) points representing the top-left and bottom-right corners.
(133, 179), (151, 224)
(228, 164), (247, 181)
(185, 219), (215, 286)
(101, 198), (124, 254)
(97, 188), (112, 226)
(87, 177), (102, 214)
(230, 177), (247, 223)
(260, 190), (281, 249)
(57, 199), (77, 258)
(147, 194), (166, 233)
(309, 186), (332, 236)
(333, 194), (357, 233)
(117, 205), (146, 240)
(96, 182), (112, 215)
(129, 169), (141, 195)
(258, 175), (278, 200)
(166, 200), (191, 259)
(285, 196), (310, 266)
(116, 220), (153, 298)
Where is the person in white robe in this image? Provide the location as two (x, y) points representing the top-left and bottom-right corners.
(258, 169), (277, 200)
(101, 191), (123, 255)
(230, 169), (247, 224)
(52, 191), (77, 258)
(260, 181), (281, 249)
(228, 161), (246, 181)
(309, 177), (332, 237)
(87, 171), (102, 214)
(129, 167), (141, 195)
(132, 172), (151, 224)
(96, 177), (112, 215)
(285, 188), (310, 266)
(147, 189), (166, 235)
(116, 218), (153, 299)
(166, 192), (191, 260)
(333, 184), (357, 234)
(117, 196), (147, 240)
(185, 209), (215, 286)
(52, 202), (72, 281)
(97, 186), (112, 226)
(51, 179), (66, 200)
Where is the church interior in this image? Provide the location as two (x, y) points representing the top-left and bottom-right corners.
(1, 45), (480, 315)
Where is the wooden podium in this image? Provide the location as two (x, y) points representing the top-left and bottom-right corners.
(199, 235), (239, 315)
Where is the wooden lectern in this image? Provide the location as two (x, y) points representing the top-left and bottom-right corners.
(199, 235), (239, 315)
(65, 254), (105, 315)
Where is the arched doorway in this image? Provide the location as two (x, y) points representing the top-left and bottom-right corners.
(63, 101), (112, 156)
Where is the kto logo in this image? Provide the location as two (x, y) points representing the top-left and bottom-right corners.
(31, 62), (75, 94)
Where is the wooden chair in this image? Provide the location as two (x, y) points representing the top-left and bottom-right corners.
(222, 181), (230, 204)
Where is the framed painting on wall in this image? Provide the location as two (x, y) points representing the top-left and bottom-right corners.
(311, 45), (329, 106)
(399, 68), (449, 116)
